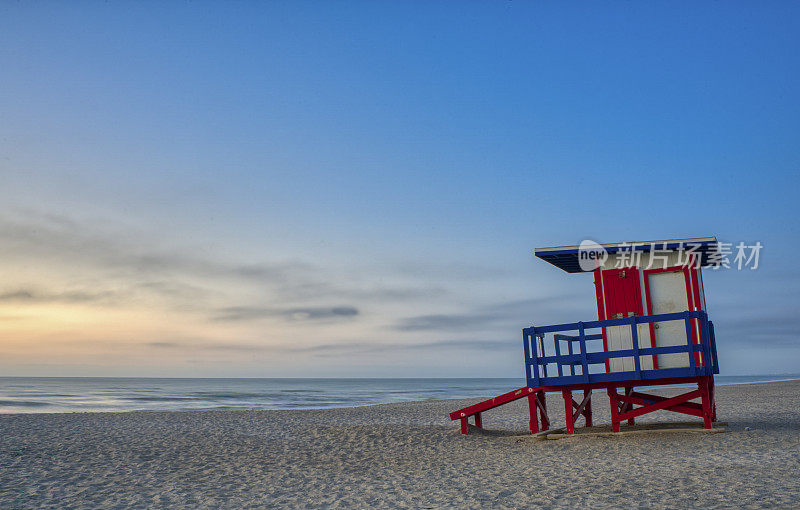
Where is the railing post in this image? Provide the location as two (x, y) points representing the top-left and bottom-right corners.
(630, 316), (641, 379)
(709, 321), (719, 374)
(578, 322), (589, 382)
(685, 312), (697, 375)
(699, 312), (713, 375)
(567, 339), (574, 376)
(554, 335), (563, 378)
(539, 335), (548, 378)
(523, 328), (540, 387)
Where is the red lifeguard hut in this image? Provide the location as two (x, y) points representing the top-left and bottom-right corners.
(451, 237), (720, 435)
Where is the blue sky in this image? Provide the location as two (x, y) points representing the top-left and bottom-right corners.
(1, 2), (798, 377)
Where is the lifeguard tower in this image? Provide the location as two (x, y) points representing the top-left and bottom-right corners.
(450, 237), (720, 435)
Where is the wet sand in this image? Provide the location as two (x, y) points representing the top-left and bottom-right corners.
(2, 380), (799, 508)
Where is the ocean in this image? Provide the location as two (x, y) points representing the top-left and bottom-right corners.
(1, 375), (797, 414)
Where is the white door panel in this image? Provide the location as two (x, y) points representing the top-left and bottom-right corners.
(649, 271), (690, 368)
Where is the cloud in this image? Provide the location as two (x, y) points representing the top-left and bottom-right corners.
(0, 288), (118, 304)
(393, 313), (501, 331)
(391, 295), (585, 332)
(0, 290), (35, 301)
(134, 280), (212, 300)
(322, 338), (512, 353)
(144, 337), (512, 356)
(146, 341), (268, 352)
(212, 305), (359, 322)
(147, 341), (180, 348)
(307, 338), (518, 358)
(392, 260), (515, 281)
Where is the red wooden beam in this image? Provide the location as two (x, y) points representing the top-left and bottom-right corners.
(626, 391), (703, 411)
(624, 386), (635, 426)
(617, 393), (704, 418)
(526, 390), (551, 433)
(572, 391), (591, 426)
(584, 392), (593, 427)
(536, 390), (549, 431)
(527, 393), (539, 433)
(563, 390), (574, 434)
(616, 389), (702, 422)
(700, 377), (713, 428)
(608, 388), (621, 432)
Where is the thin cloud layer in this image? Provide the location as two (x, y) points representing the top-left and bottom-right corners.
(392, 296), (586, 332)
(212, 305), (359, 322)
(144, 337), (512, 356)
(0, 288), (119, 304)
(393, 313), (502, 332)
(0, 210), (443, 319)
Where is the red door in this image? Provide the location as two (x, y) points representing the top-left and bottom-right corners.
(601, 268), (643, 319)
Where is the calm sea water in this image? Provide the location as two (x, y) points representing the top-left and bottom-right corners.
(0, 375), (797, 414)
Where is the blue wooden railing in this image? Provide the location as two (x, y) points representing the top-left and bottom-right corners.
(523, 311), (719, 387)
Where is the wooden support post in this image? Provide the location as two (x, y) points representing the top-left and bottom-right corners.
(608, 387), (620, 433)
(474, 412), (482, 429)
(460, 417), (468, 435)
(571, 391), (591, 427)
(584, 390), (593, 427)
(527, 393), (539, 434)
(563, 389), (574, 434)
(700, 378), (712, 429)
(709, 376), (717, 422)
(537, 390), (550, 431)
(625, 386), (635, 426)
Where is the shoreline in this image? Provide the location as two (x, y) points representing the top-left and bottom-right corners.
(2, 376), (800, 416)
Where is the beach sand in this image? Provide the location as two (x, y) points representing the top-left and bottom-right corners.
(2, 380), (799, 508)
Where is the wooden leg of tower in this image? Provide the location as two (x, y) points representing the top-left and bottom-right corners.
(460, 417), (468, 435)
(584, 390), (593, 428)
(563, 390), (574, 435)
(608, 387), (620, 433)
(527, 394), (539, 434)
(538, 390), (550, 431)
(625, 386), (635, 426)
(710, 376), (717, 422)
(700, 378), (713, 429)
(474, 412), (482, 429)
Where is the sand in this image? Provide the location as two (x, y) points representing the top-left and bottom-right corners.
(1, 380), (799, 509)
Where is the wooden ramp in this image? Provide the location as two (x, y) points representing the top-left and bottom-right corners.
(449, 387), (548, 435)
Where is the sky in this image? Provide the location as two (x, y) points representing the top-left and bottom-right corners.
(1, 2), (798, 378)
